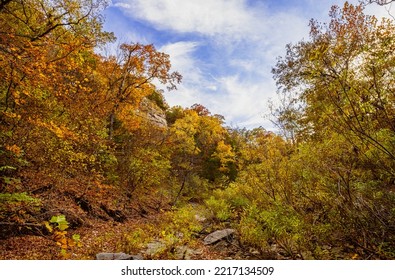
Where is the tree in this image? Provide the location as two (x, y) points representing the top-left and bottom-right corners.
(101, 43), (181, 139)
(0, 0), (123, 239)
(168, 106), (234, 203)
(0, 0), (113, 182)
(273, 3), (395, 167)
(361, 0), (395, 5)
(271, 2), (395, 258)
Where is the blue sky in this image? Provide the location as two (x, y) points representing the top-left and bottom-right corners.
(102, 0), (394, 129)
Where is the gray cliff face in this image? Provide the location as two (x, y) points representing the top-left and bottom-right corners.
(136, 98), (167, 128)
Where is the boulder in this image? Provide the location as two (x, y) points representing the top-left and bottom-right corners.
(203, 228), (236, 245)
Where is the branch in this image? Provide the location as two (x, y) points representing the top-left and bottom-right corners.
(360, 0), (395, 5)
(0, 0), (12, 12)
(0, 222), (44, 227)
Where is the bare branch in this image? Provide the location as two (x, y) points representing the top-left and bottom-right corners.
(360, 0), (395, 5)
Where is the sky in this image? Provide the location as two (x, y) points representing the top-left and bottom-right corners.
(101, 0), (394, 130)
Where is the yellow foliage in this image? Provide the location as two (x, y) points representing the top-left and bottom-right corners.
(5, 145), (23, 156)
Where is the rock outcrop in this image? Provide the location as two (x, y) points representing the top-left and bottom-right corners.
(136, 98), (167, 128)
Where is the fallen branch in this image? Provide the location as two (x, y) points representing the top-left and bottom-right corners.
(0, 222), (43, 227)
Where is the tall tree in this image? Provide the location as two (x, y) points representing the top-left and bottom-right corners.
(273, 3), (395, 168)
(101, 43), (181, 139)
(270, 2), (395, 257)
(168, 106), (234, 203)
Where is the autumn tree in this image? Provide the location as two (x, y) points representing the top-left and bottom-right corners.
(100, 43), (181, 139)
(0, 0), (112, 181)
(205, 2), (395, 260)
(167, 105), (235, 203)
(0, 0), (120, 232)
(274, 2), (395, 172)
(270, 2), (395, 258)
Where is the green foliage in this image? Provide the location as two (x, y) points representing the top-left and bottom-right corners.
(0, 192), (41, 223)
(45, 215), (81, 259)
(178, 175), (211, 201)
(49, 215), (69, 231)
(0, 165), (16, 172)
(145, 204), (205, 259)
(147, 90), (169, 111)
(205, 195), (232, 222)
(164, 205), (204, 240)
(238, 206), (266, 249)
(127, 148), (171, 190)
(243, 2), (395, 258)
(112, 219), (204, 260)
(168, 107), (236, 203)
(116, 228), (149, 253)
(0, 192), (40, 205)
(166, 106), (185, 125)
(96, 146), (118, 183)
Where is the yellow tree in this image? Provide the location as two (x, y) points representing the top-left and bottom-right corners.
(168, 105), (234, 203)
(0, 0), (118, 229)
(0, 0), (113, 181)
(100, 43), (181, 139)
(272, 3), (395, 257)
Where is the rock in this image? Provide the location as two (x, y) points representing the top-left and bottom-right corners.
(96, 252), (143, 260)
(145, 240), (167, 256)
(147, 110), (167, 128)
(203, 228), (236, 245)
(130, 254), (144, 260)
(136, 98), (168, 128)
(175, 246), (203, 260)
(194, 214), (206, 223)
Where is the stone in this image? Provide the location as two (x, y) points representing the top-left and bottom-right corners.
(130, 254), (144, 260)
(147, 110), (167, 128)
(175, 246), (203, 260)
(96, 252), (143, 260)
(194, 214), (207, 223)
(203, 228), (236, 245)
(136, 98), (168, 128)
(145, 240), (167, 256)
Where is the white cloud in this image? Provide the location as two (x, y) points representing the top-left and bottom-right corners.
(159, 41), (202, 84)
(123, 0), (311, 129)
(212, 75), (276, 128)
(158, 41), (219, 111)
(107, 0), (395, 129)
(114, 0), (257, 39)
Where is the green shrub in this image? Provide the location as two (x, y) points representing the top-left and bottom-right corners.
(205, 195), (232, 222)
